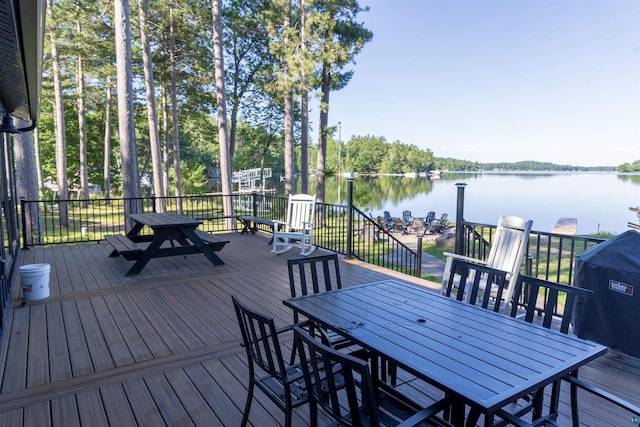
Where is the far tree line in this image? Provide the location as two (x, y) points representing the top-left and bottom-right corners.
(13, 0), (637, 235)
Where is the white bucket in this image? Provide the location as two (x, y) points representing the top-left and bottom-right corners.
(19, 263), (51, 301)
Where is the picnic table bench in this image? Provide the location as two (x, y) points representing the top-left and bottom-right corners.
(105, 234), (143, 260)
(105, 230), (229, 259)
(105, 213), (230, 276)
(192, 229), (229, 251)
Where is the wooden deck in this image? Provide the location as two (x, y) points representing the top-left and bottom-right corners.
(0, 231), (638, 426)
(552, 217), (578, 235)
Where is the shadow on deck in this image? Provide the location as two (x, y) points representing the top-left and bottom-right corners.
(0, 231), (637, 426)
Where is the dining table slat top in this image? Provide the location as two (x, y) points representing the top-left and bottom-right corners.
(284, 279), (607, 414)
(111, 212), (227, 276)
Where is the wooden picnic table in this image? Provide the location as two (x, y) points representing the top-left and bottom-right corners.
(106, 212), (229, 276)
(284, 279), (607, 426)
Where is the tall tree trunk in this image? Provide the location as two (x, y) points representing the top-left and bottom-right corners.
(300, 93), (309, 194)
(169, 0), (182, 212)
(316, 62), (330, 204)
(48, 0), (69, 227)
(103, 77), (112, 201)
(229, 82), (239, 167)
(283, 0), (294, 196)
(15, 124), (42, 246)
(284, 95), (294, 195)
(138, 0), (165, 212)
(299, 0), (309, 194)
(114, 0), (140, 220)
(77, 17), (89, 207)
(212, 0), (234, 227)
(161, 84), (170, 197)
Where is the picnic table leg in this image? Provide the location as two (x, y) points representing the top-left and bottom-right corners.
(125, 228), (173, 276)
(180, 227), (225, 266)
(126, 221), (145, 239)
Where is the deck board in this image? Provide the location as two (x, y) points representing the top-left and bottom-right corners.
(26, 304), (48, 387)
(1, 231), (638, 426)
(46, 302), (72, 382)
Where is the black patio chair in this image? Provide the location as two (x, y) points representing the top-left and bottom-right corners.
(442, 258), (510, 312)
(293, 326), (452, 427)
(232, 295), (308, 427)
(288, 254), (370, 360)
(498, 275), (640, 427)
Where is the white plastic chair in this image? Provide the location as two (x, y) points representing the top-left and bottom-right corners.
(441, 215), (533, 311)
(272, 194), (316, 256)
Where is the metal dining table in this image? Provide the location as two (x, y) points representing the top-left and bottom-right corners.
(283, 279), (607, 426)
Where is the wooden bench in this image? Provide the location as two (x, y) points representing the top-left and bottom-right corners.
(104, 234), (143, 261)
(237, 215), (275, 245)
(192, 229), (230, 252)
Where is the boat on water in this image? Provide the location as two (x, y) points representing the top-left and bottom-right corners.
(428, 170), (442, 179)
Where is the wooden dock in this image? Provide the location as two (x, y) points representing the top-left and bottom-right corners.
(552, 217), (578, 235)
(0, 232), (637, 426)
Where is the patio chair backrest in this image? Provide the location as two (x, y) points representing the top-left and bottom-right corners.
(288, 254), (342, 324)
(444, 258), (510, 312)
(285, 193), (316, 232)
(232, 295), (287, 382)
(293, 326), (379, 427)
(510, 275), (593, 337)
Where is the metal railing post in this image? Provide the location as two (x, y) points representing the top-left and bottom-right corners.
(346, 178), (354, 259)
(416, 235), (423, 277)
(455, 183), (467, 255)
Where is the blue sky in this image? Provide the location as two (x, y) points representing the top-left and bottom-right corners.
(324, 0), (640, 167)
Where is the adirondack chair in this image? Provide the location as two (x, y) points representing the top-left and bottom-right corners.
(376, 216), (393, 233)
(423, 211), (436, 224)
(272, 194), (317, 256)
(441, 215), (533, 311)
(383, 210), (393, 225)
(428, 213), (449, 234)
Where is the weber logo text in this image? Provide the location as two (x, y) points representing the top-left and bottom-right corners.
(608, 280), (633, 296)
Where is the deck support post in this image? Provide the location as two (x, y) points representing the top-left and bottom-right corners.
(455, 183), (467, 255)
(346, 178), (354, 259)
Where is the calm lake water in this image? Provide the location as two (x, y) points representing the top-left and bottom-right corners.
(283, 172), (640, 235)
